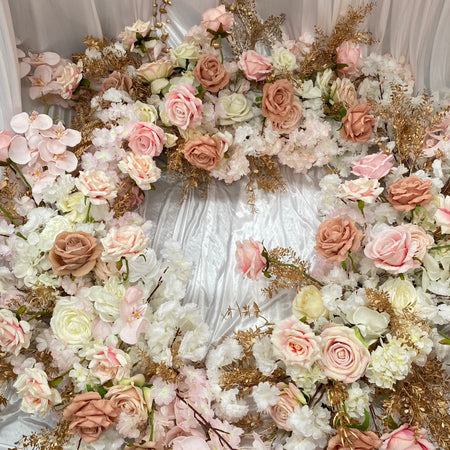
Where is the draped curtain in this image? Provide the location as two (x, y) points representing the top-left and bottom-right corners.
(0, 0), (449, 447)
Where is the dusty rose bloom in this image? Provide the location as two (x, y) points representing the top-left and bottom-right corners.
(235, 239), (267, 280)
(200, 5), (234, 33)
(315, 218), (363, 262)
(99, 71), (133, 96)
(63, 392), (119, 443)
(387, 176), (433, 211)
(183, 135), (224, 170)
(238, 50), (273, 82)
(262, 79), (295, 123)
(340, 104), (375, 143)
(271, 101), (303, 134)
(49, 231), (102, 277)
(193, 54), (230, 93)
(327, 429), (382, 449)
(104, 384), (147, 421)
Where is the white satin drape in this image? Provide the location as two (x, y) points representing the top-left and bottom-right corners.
(0, 1), (449, 448)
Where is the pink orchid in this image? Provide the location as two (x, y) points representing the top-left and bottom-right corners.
(113, 286), (150, 345)
(40, 122), (81, 147)
(10, 111), (53, 135)
(8, 135), (31, 165)
(28, 65), (60, 100)
(43, 150), (78, 175)
(23, 51), (61, 66)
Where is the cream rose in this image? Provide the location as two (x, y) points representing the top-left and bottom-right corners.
(57, 191), (87, 222)
(330, 78), (358, 108)
(347, 306), (390, 343)
(319, 324), (370, 383)
(0, 309), (32, 355)
(381, 278), (417, 312)
(315, 68), (336, 96)
(272, 47), (298, 73)
(89, 285), (121, 322)
(134, 101), (158, 123)
(101, 225), (149, 262)
(50, 297), (93, 347)
(76, 170), (117, 205)
(13, 367), (62, 416)
(170, 43), (201, 67)
(292, 286), (328, 320)
(118, 153), (161, 190)
(105, 384), (148, 422)
(122, 20), (152, 50)
(217, 93), (253, 125)
(87, 345), (131, 384)
(337, 177), (383, 204)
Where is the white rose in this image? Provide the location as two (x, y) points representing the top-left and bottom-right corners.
(89, 286), (121, 322)
(337, 177), (383, 204)
(13, 367), (61, 416)
(57, 192), (88, 222)
(50, 297), (93, 347)
(347, 306), (390, 344)
(272, 48), (298, 73)
(293, 285), (328, 319)
(170, 43), (200, 67)
(40, 216), (75, 252)
(122, 20), (152, 50)
(217, 93), (253, 125)
(381, 278), (417, 312)
(134, 101), (158, 123)
(165, 133), (178, 148)
(315, 68), (336, 97)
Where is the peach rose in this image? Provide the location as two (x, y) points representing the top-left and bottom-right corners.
(101, 225), (149, 262)
(270, 382), (306, 431)
(351, 153), (394, 179)
(387, 176), (433, 212)
(315, 218), (363, 262)
(337, 178), (383, 204)
(262, 79), (295, 123)
(99, 71), (133, 96)
(238, 50), (273, 82)
(201, 5), (234, 33)
(118, 152), (161, 190)
(164, 83), (203, 130)
(327, 429), (382, 449)
(340, 104), (375, 143)
(56, 62), (82, 99)
(319, 324), (370, 383)
(63, 392), (120, 443)
(183, 135), (224, 170)
(49, 231), (102, 277)
(0, 309), (31, 355)
(128, 122), (165, 157)
(104, 384), (148, 422)
(380, 424), (435, 450)
(235, 239), (267, 280)
(193, 54), (230, 93)
(76, 170), (117, 205)
(271, 317), (321, 368)
(270, 100), (303, 134)
(87, 345), (131, 384)
(363, 225), (419, 274)
(403, 224), (433, 259)
(336, 41), (362, 77)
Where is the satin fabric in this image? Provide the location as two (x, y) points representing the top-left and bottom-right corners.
(1, 1), (450, 447)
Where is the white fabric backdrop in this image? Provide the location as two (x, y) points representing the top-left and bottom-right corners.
(0, 0), (449, 447)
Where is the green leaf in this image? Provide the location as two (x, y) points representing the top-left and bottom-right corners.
(49, 376), (64, 387)
(387, 416), (399, 430)
(136, 32), (144, 41)
(299, 316), (308, 323)
(16, 305), (27, 315)
(352, 409), (370, 431)
(79, 78), (90, 87)
(86, 384), (94, 392)
(357, 200), (365, 218)
(439, 338), (450, 345)
(335, 63), (349, 70)
(354, 327), (369, 349)
(341, 260), (347, 271)
(97, 385), (107, 398)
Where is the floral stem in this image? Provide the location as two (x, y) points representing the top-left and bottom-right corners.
(430, 244), (450, 250)
(0, 205), (27, 240)
(348, 252), (359, 274)
(267, 257), (324, 286)
(122, 257), (130, 282)
(85, 200), (92, 222)
(41, 92), (50, 115)
(8, 160), (33, 192)
(218, 37), (224, 64)
(149, 400), (155, 441)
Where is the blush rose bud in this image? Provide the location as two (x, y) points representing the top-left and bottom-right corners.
(235, 239), (268, 280)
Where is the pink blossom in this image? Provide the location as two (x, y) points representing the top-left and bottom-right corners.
(40, 121), (81, 147)
(380, 424), (435, 450)
(351, 153), (394, 179)
(23, 51), (61, 66)
(87, 345), (131, 384)
(201, 5), (234, 33)
(10, 111), (53, 135)
(336, 41), (362, 77)
(113, 287), (149, 345)
(171, 436), (210, 450)
(270, 382), (305, 431)
(238, 50), (273, 82)
(364, 225), (420, 274)
(28, 65), (59, 100)
(164, 83), (203, 130)
(235, 239), (267, 280)
(403, 224), (433, 260)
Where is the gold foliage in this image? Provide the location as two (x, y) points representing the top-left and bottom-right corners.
(0, 171), (24, 224)
(0, 355), (16, 408)
(300, 2), (376, 80)
(11, 421), (71, 450)
(263, 247), (313, 298)
(223, 0), (285, 55)
(383, 358), (450, 450)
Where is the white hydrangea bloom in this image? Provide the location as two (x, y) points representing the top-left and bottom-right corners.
(286, 363), (327, 394)
(252, 382), (280, 412)
(252, 335), (278, 376)
(344, 381), (374, 421)
(215, 388), (249, 422)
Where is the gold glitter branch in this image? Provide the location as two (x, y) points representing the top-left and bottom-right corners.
(300, 2), (376, 80)
(12, 421), (71, 450)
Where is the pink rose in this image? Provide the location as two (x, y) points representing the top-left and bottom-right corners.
(338, 178), (383, 204)
(164, 83), (203, 130)
(435, 195), (450, 233)
(87, 345), (131, 384)
(364, 225), (420, 274)
(235, 239), (267, 280)
(270, 101), (303, 134)
(336, 41), (362, 77)
(0, 309), (31, 355)
(56, 62), (82, 99)
(101, 225), (149, 262)
(270, 382), (306, 431)
(351, 153), (394, 179)
(238, 50), (273, 82)
(403, 224), (433, 260)
(201, 5), (234, 33)
(319, 324), (370, 383)
(76, 170), (117, 205)
(271, 317), (321, 368)
(128, 122), (166, 157)
(380, 424), (436, 450)
(118, 152), (161, 190)
(0, 130), (12, 161)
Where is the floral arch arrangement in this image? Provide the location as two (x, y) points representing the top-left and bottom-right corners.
(0, 1), (449, 449)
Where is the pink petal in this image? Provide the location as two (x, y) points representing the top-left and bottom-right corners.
(0, 131), (12, 148)
(42, 52), (61, 66)
(34, 65), (53, 83)
(31, 114), (53, 131)
(125, 286), (143, 304)
(16, 48), (26, 58)
(10, 112), (30, 134)
(60, 129), (81, 147)
(39, 138), (66, 155)
(9, 136), (30, 164)
(19, 62), (31, 78)
(56, 151), (78, 172)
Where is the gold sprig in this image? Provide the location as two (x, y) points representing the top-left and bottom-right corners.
(223, 0), (285, 55)
(263, 247), (312, 298)
(300, 2), (376, 80)
(0, 171), (24, 224)
(0, 355), (15, 408)
(383, 357), (450, 450)
(12, 421), (71, 450)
